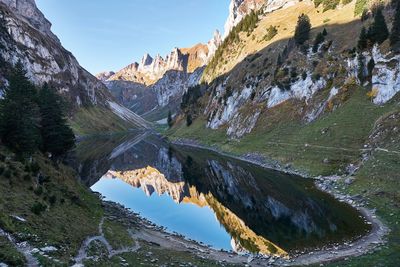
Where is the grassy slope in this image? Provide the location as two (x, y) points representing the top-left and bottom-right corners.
(169, 86), (396, 172)
(69, 106), (134, 137)
(203, 1), (359, 82)
(0, 236), (26, 266)
(0, 147), (103, 265)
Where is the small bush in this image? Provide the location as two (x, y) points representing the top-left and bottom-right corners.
(264, 26), (278, 41)
(31, 202), (47, 215)
(3, 169), (11, 178)
(355, 0), (368, 16)
(34, 186), (43, 196)
(302, 72), (308, 80)
(30, 162), (40, 175)
(312, 73), (322, 81)
(49, 195), (57, 205)
(186, 114), (193, 127)
(23, 174), (31, 181)
(323, 0), (340, 11)
(313, 32), (325, 53)
(24, 164), (31, 172)
(38, 175), (50, 185)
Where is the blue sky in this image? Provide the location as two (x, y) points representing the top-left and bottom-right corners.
(36, 0), (230, 75)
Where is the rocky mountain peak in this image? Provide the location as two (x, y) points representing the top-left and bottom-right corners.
(165, 47), (186, 71)
(139, 53), (154, 71)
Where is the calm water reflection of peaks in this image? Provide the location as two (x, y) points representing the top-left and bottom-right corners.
(75, 132), (370, 256)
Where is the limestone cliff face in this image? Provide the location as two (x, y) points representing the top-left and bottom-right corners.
(0, 0), (58, 41)
(0, 0), (111, 107)
(224, 0), (265, 37)
(0, 0), (148, 130)
(223, 0), (302, 37)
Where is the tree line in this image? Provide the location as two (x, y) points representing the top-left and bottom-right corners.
(358, 3), (400, 51)
(0, 62), (75, 157)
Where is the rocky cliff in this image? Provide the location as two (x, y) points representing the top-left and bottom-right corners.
(0, 0), (149, 132)
(0, 0), (108, 106)
(100, 31), (221, 121)
(224, 0), (265, 37)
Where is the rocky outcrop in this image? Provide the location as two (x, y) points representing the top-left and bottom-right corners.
(264, 0), (300, 13)
(224, 0), (265, 37)
(223, 0), (301, 37)
(0, 0), (58, 42)
(206, 30), (223, 61)
(371, 46), (400, 105)
(96, 71), (115, 82)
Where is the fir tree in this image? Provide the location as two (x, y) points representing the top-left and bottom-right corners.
(276, 54), (282, 66)
(0, 62), (41, 154)
(357, 54), (366, 83)
(294, 14), (311, 45)
(358, 26), (368, 50)
(37, 83), (75, 157)
(186, 114), (193, 127)
(367, 58), (375, 78)
(167, 110), (173, 128)
(368, 7), (389, 44)
(312, 32), (325, 53)
(322, 28), (328, 36)
(390, 1), (400, 50)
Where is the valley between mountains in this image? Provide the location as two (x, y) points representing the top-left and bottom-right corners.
(0, 0), (400, 266)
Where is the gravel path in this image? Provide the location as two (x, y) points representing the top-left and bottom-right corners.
(73, 217), (140, 266)
(0, 228), (39, 267)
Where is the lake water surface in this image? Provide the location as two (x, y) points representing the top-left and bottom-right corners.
(76, 132), (370, 256)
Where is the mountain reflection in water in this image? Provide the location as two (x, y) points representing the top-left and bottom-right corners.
(75, 132), (370, 256)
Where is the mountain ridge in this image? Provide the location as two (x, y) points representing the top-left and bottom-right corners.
(0, 0), (150, 134)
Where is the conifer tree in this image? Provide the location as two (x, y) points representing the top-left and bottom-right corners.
(358, 26), (368, 50)
(186, 114), (193, 127)
(38, 83), (75, 157)
(167, 110), (173, 128)
(294, 14), (311, 45)
(357, 54), (366, 83)
(367, 58), (375, 78)
(313, 32), (325, 53)
(322, 28), (328, 36)
(276, 54), (282, 66)
(0, 62), (41, 154)
(390, 1), (400, 50)
(368, 7), (389, 44)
